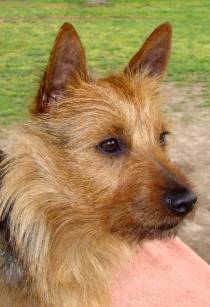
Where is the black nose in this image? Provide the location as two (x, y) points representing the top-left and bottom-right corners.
(165, 188), (197, 215)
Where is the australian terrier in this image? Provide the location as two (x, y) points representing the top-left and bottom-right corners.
(0, 22), (197, 306)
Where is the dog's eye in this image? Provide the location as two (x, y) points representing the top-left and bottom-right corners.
(159, 131), (169, 146)
(97, 138), (123, 155)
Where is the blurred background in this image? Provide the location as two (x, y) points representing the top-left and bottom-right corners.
(0, 0), (210, 262)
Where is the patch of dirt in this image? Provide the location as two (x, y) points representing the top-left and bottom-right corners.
(163, 83), (210, 263)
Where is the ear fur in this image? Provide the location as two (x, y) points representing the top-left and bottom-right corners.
(125, 22), (172, 78)
(35, 23), (87, 114)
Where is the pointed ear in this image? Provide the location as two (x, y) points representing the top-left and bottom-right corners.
(125, 23), (172, 78)
(35, 23), (87, 113)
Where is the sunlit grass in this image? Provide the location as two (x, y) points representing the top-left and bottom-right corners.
(0, 0), (210, 125)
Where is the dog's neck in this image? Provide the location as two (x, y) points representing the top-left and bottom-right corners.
(0, 144), (130, 306)
(0, 149), (25, 286)
(0, 214), (22, 286)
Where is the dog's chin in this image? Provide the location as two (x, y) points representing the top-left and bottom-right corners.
(112, 221), (180, 243)
(142, 222), (180, 241)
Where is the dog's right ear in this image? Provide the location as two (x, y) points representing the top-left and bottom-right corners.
(125, 23), (172, 78)
(35, 23), (87, 114)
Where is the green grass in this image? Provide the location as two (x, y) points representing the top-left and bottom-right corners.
(0, 0), (210, 125)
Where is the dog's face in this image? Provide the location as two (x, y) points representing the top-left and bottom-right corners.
(33, 23), (197, 243)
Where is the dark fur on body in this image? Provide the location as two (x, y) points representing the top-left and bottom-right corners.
(0, 23), (196, 306)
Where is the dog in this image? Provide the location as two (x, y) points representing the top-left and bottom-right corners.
(0, 22), (197, 307)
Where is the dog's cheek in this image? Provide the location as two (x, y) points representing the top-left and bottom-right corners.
(73, 154), (124, 205)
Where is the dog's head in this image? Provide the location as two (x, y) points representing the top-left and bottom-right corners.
(30, 23), (197, 243)
(0, 23), (197, 259)
(0, 23), (198, 301)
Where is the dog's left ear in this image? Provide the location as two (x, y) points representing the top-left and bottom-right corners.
(35, 23), (87, 114)
(125, 22), (172, 78)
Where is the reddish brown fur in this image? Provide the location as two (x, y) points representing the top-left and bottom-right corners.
(0, 23), (196, 306)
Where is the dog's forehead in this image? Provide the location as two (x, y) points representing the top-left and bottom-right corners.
(64, 74), (165, 145)
(70, 74), (162, 116)
(82, 74), (163, 126)
(102, 74), (161, 112)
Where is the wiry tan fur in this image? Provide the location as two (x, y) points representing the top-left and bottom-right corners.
(0, 23), (196, 307)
